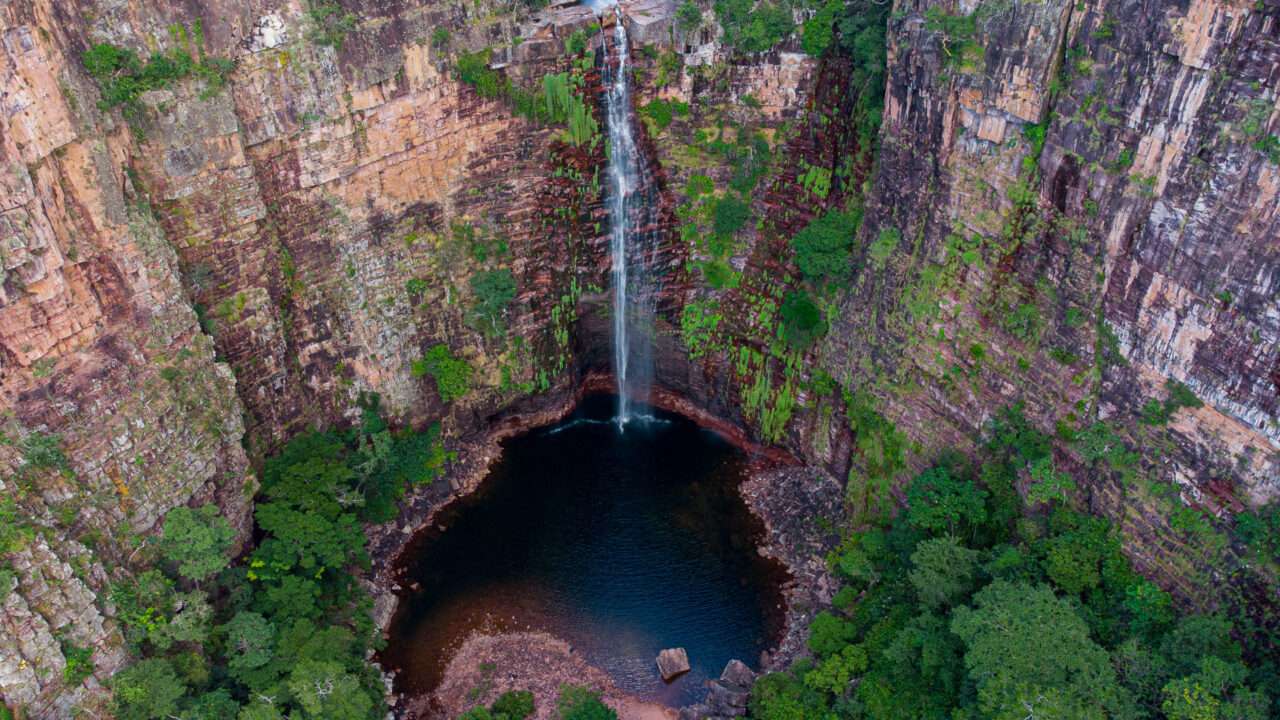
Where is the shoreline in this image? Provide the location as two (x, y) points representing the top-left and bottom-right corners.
(368, 384), (843, 716)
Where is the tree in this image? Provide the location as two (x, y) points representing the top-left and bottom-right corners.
(906, 466), (987, 536)
(950, 581), (1126, 719)
(556, 686), (617, 720)
(676, 1), (702, 32)
(224, 611), (276, 677)
(469, 269), (517, 338)
(286, 659), (374, 719)
(712, 193), (750, 236)
(779, 291), (826, 348)
(909, 536), (981, 608)
(412, 344), (474, 403)
(238, 701), (284, 720)
(182, 689), (242, 720)
(491, 690), (535, 719)
(805, 611), (857, 656)
(790, 209), (859, 286)
(160, 504), (234, 583)
(112, 658), (188, 720)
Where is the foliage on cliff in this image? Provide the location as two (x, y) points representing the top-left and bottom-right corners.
(454, 50), (600, 147)
(108, 402), (448, 720)
(81, 23), (234, 129)
(748, 410), (1280, 720)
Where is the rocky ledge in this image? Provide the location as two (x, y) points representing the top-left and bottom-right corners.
(431, 631), (676, 720)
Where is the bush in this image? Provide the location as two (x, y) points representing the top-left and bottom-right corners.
(82, 29), (236, 124)
(714, 0), (793, 52)
(712, 193), (751, 237)
(677, 1), (703, 32)
(159, 504), (234, 583)
(412, 344), (473, 403)
(556, 686), (617, 720)
(491, 689), (535, 718)
(469, 269), (517, 338)
(868, 226), (900, 269)
(790, 209), (860, 286)
(779, 291), (826, 348)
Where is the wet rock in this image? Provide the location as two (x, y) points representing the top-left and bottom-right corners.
(656, 647), (690, 680)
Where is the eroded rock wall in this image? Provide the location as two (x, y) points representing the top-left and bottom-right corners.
(1, 1), (250, 713)
(1, 0), (604, 714)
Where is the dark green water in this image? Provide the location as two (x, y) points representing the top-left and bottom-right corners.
(382, 396), (786, 706)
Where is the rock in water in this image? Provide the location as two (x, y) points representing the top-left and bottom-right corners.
(656, 647), (691, 681)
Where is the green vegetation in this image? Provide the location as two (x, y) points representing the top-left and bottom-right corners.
(81, 23), (235, 129)
(556, 686), (617, 720)
(867, 226), (900, 270)
(1236, 502), (1280, 570)
(923, 6), (984, 73)
(305, 0), (358, 49)
(459, 689), (536, 719)
(677, 1), (704, 33)
(413, 344), (474, 403)
(748, 408), (1279, 720)
(158, 505), (234, 583)
(455, 52), (599, 147)
(469, 269), (518, 339)
(790, 209), (860, 287)
(779, 291), (825, 349)
(714, 0), (794, 52)
(110, 402), (448, 719)
(640, 98), (690, 131)
(61, 640), (95, 685)
(1140, 380), (1204, 426)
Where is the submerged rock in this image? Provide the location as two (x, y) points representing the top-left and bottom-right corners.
(656, 647), (691, 681)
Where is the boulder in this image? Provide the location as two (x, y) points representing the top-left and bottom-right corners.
(719, 659), (755, 688)
(656, 647), (691, 681)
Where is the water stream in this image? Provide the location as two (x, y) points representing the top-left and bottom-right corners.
(603, 9), (658, 426)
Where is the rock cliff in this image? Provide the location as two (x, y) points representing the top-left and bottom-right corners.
(0, 0), (1276, 715)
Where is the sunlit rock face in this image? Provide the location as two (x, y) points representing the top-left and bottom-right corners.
(0, 0), (1277, 714)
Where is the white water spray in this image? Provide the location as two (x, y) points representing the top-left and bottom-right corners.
(604, 9), (639, 427)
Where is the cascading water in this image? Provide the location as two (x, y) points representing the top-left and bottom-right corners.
(601, 7), (659, 427)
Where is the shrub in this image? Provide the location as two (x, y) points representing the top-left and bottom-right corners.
(469, 269), (517, 338)
(305, 0), (358, 49)
(640, 98), (689, 130)
(491, 690), (535, 718)
(868, 226), (900, 269)
(712, 193), (750, 236)
(686, 174), (714, 196)
(1001, 302), (1042, 343)
(564, 29), (589, 55)
(556, 686), (617, 720)
(677, 1), (703, 32)
(159, 504), (234, 583)
(61, 640), (95, 685)
(1140, 380), (1204, 425)
(413, 345), (473, 403)
(791, 209), (860, 286)
(800, 0), (842, 56)
(779, 291), (826, 348)
(82, 28), (236, 126)
(714, 0), (794, 52)
(906, 466), (988, 536)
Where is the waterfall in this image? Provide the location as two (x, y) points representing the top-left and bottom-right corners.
(602, 8), (655, 428)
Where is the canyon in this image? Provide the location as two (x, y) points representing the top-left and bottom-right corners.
(0, 0), (1277, 717)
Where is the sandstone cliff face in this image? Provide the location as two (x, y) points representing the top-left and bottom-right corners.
(819, 0), (1278, 597)
(1, 0), (1278, 714)
(621, 0), (1277, 605)
(0, 0), (605, 713)
(1, 1), (251, 712)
